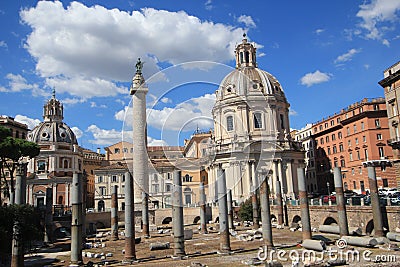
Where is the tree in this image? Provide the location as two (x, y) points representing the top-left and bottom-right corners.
(0, 126), (40, 204)
(237, 197), (253, 222)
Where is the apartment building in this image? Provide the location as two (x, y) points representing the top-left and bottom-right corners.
(379, 61), (400, 189)
(312, 98), (396, 194)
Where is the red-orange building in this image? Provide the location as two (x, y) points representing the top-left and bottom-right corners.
(312, 98), (396, 194)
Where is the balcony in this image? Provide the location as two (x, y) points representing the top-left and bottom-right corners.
(388, 137), (400, 149)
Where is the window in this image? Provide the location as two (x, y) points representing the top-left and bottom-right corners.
(254, 113), (262, 128)
(351, 168), (355, 175)
(340, 159), (346, 167)
(348, 140), (351, 146)
(153, 173), (158, 182)
(355, 138), (359, 145)
(337, 117), (341, 123)
(364, 149), (369, 160)
(226, 116), (234, 131)
(334, 160), (338, 167)
(360, 181), (365, 192)
(344, 182), (348, 191)
(325, 122), (328, 128)
(112, 175), (118, 183)
(183, 174), (192, 182)
(333, 145), (337, 153)
(37, 161), (46, 174)
(375, 119), (380, 128)
(349, 152), (353, 161)
(359, 107), (363, 113)
(153, 184), (159, 193)
(377, 134), (382, 140)
(98, 176), (103, 183)
(339, 144), (344, 152)
(123, 147), (128, 153)
(331, 120), (334, 126)
(359, 167), (362, 174)
(122, 175), (125, 182)
(114, 148), (120, 153)
(338, 132), (342, 139)
(353, 124), (357, 133)
(361, 122), (365, 131)
(99, 186), (106, 196)
(166, 184), (171, 192)
(319, 125), (323, 130)
(353, 181), (357, 190)
(347, 127), (350, 136)
(327, 147), (331, 155)
(363, 136), (367, 142)
(374, 104), (379, 111)
(320, 138), (324, 145)
(357, 151), (361, 160)
(332, 134), (336, 141)
(378, 147), (385, 158)
(326, 136), (329, 143)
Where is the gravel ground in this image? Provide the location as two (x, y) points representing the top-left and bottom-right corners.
(25, 224), (400, 267)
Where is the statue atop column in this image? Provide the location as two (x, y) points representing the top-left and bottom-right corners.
(135, 58), (143, 74)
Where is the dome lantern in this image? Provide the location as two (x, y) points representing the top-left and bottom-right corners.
(235, 33), (257, 69)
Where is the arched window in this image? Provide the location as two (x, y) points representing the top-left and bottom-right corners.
(254, 113), (262, 129)
(226, 116), (234, 131)
(239, 52), (244, 63)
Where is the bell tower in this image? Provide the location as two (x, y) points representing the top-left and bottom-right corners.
(235, 33), (257, 69)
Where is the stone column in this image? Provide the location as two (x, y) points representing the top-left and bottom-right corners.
(111, 185), (119, 241)
(52, 183), (57, 204)
(259, 173), (273, 248)
(251, 161), (260, 229)
(333, 167), (349, 236)
(227, 189), (234, 230)
(44, 187), (53, 244)
(276, 179), (284, 226)
(65, 183), (69, 207)
(70, 173), (83, 266)
(217, 166), (231, 253)
(365, 163), (384, 237)
(11, 165), (25, 267)
(124, 171), (136, 262)
(199, 181), (208, 234)
(172, 170), (185, 257)
(131, 62), (150, 238)
(14, 168), (24, 205)
(297, 167), (312, 240)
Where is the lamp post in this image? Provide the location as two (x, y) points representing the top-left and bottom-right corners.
(327, 182), (330, 196)
(327, 181), (331, 205)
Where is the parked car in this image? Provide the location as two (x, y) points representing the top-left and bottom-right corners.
(387, 188), (399, 197)
(87, 208), (95, 213)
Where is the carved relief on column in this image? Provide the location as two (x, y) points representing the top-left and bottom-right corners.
(285, 160), (294, 199)
(28, 184), (34, 205)
(65, 183), (69, 207)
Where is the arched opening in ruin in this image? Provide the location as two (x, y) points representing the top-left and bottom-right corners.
(162, 217), (172, 224)
(323, 217), (338, 225)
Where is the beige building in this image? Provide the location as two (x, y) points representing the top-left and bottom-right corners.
(0, 115), (29, 139)
(379, 61), (400, 189)
(209, 35), (304, 203)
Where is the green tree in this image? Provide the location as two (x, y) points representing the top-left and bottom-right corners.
(0, 205), (43, 263)
(0, 126), (40, 204)
(237, 197), (254, 222)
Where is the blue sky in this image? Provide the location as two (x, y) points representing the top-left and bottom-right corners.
(0, 0), (399, 150)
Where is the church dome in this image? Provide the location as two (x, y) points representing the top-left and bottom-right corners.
(27, 89), (77, 145)
(28, 121), (77, 145)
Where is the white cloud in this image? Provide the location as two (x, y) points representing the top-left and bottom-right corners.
(382, 39), (390, 46)
(62, 97), (86, 105)
(148, 137), (168, 146)
(90, 101), (107, 108)
(314, 29), (325, 35)
(115, 99), (126, 106)
(115, 93), (216, 132)
(20, 1), (243, 99)
(356, 0), (400, 43)
(14, 115), (41, 130)
(300, 70), (331, 87)
(86, 124), (123, 146)
(0, 41), (7, 48)
(205, 0), (213, 10)
(71, 126), (83, 139)
(289, 108), (298, 116)
(334, 48), (361, 64)
(160, 97), (172, 104)
(0, 73), (48, 96)
(237, 15), (256, 28)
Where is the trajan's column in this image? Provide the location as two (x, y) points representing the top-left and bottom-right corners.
(130, 58), (150, 237)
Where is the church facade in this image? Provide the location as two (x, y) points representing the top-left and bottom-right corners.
(207, 35), (305, 203)
(26, 90), (83, 209)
